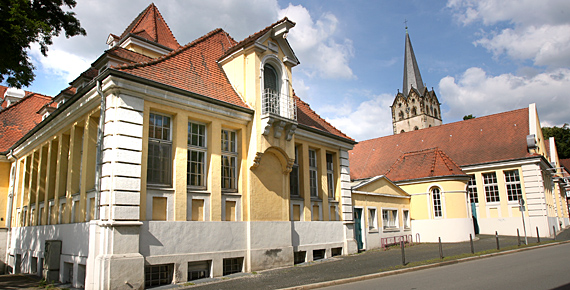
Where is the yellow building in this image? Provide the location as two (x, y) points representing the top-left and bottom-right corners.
(350, 104), (570, 244)
(2, 4), (357, 288)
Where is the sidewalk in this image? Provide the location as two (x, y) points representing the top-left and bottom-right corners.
(183, 229), (570, 290)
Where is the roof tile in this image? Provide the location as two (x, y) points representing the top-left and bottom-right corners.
(385, 148), (467, 182)
(350, 108), (531, 180)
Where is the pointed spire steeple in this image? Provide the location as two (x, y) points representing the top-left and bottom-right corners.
(403, 29), (425, 98)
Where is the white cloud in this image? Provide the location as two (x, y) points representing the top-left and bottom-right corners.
(324, 93), (394, 141)
(30, 44), (91, 83)
(279, 4), (355, 79)
(439, 67), (570, 127)
(448, 0), (570, 67)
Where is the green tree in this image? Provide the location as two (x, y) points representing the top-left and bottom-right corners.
(0, 0), (86, 88)
(542, 123), (570, 159)
(463, 114), (476, 120)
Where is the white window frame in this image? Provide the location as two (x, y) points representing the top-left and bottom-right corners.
(368, 207), (378, 231)
(147, 112), (173, 187)
(221, 129), (238, 192)
(309, 149), (318, 198)
(326, 153), (335, 200)
(403, 209), (410, 229)
(431, 187), (443, 218)
(289, 146), (300, 197)
(467, 174), (479, 203)
(504, 170), (522, 202)
(382, 208), (399, 230)
(483, 172), (500, 203)
(187, 121), (207, 189)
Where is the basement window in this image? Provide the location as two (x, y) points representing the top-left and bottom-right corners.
(223, 257), (243, 276)
(145, 264), (173, 288)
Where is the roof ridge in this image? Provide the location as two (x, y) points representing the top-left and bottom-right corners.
(436, 148), (462, 172)
(293, 91), (353, 141)
(120, 3), (154, 39)
(150, 3), (180, 47)
(115, 28), (226, 71)
(359, 107), (530, 144)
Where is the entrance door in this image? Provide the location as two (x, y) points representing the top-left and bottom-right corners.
(471, 203), (479, 234)
(354, 208), (363, 250)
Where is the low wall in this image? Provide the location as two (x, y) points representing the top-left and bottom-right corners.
(412, 218), (474, 243)
(477, 216), (555, 237)
(291, 221), (344, 247)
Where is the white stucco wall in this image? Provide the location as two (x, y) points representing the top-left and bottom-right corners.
(412, 218), (474, 243)
(139, 221), (247, 256)
(10, 223), (89, 257)
(291, 221), (344, 247)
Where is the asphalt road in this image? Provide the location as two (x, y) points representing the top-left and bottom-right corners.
(321, 243), (570, 290)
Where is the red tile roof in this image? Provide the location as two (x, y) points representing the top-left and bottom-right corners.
(560, 159), (570, 173)
(119, 3), (180, 50)
(350, 108), (532, 180)
(385, 148), (467, 182)
(0, 86), (33, 109)
(116, 28), (247, 108)
(295, 94), (354, 141)
(106, 46), (153, 65)
(0, 92), (53, 153)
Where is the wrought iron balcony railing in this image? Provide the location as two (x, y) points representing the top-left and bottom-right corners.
(262, 88), (297, 120)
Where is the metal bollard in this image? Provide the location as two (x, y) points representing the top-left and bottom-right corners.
(495, 231), (500, 250)
(401, 241), (406, 265)
(537, 227), (540, 243)
(553, 226), (556, 240)
(470, 234), (474, 254)
(438, 237), (443, 259)
(517, 229), (521, 246)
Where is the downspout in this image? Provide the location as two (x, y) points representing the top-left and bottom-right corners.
(94, 81), (106, 220)
(5, 150), (17, 273)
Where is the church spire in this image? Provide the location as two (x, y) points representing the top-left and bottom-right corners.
(403, 29), (425, 97)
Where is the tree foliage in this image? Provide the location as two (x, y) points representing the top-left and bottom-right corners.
(463, 114), (476, 120)
(0, 0), (86, 88)
(542, 124), (570, 159)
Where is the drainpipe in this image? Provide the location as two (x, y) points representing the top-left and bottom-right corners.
(5, 150), (17, 274)
(94, 81), (106, 220)
(6, 150), (16, 229)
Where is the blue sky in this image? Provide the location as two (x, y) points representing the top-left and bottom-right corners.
(12, 0), (570, 141)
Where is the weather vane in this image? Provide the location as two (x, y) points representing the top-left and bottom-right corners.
(404, 19), (408, 31)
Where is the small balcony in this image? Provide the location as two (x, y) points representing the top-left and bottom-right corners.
(261, 88), (297, 141)
(262, 88), (297, 120)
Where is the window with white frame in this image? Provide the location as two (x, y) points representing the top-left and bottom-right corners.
(432, 187), (442, 218)
(221, 129), (237, 191)
(382, 209), (398, 229)
(467, 175), (478, 203)
(309, 149), (318, 198)
(504, 170), (522, 201)
(289, 146), (300, 197)
(403, 210), (410, 229)
(148, 113), (172, 186)
(483, 172), (500, 202)
(368, 208), (377, 230)
(326, 153), (335, 199)
(187, 121), (207, 189)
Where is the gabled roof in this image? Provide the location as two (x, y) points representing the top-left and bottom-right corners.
(106, 46), (154, 64)
(116, 28), (248, 108)
(560, 159), (570, 173)
(295, 93), (354, 142)
(385, 148), (467, 182)
(403, 30), (425, 98)
(119, 3), (180, 50)
(221, 17), (296, 61)
(0, 92), (53, 153)
(350, 107), (532, 180)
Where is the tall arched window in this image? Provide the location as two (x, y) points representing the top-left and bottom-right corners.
(431, 187), (442, 218)
(263, 64), (280, 115)
(398, 111), (404, 120)
(411, 107), (417, 116)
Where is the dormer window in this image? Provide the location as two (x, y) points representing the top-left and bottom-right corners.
(261, 60), (295, 120)
(264, 64), (279, 96)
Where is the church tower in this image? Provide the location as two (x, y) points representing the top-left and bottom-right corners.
(391, 28), (442, 134)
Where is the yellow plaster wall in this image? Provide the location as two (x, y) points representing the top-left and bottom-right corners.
(141, 99), (249, 222)
(352, 193), (410, 229)
(399, 179), (469, 220)
(125, 44), (163, 59)
(250, 151), (288, 221)
(0, 161), (10, 228)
